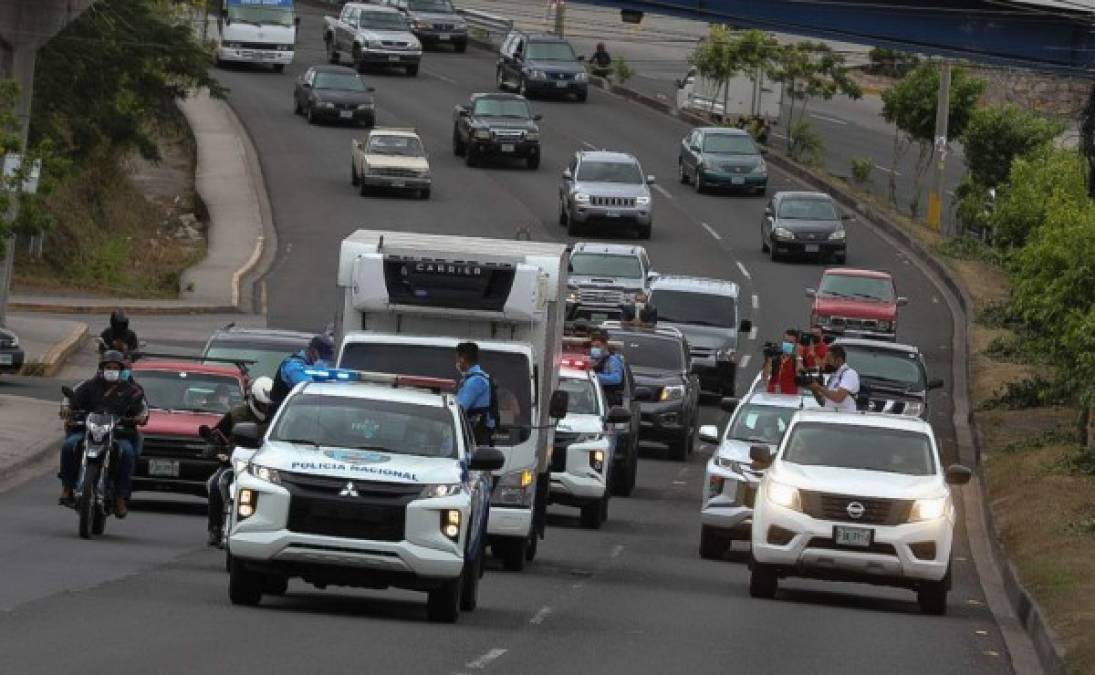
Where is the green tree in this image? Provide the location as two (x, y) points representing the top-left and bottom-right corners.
(962, 105), (1064, 189)
(881, 63), (983, 216)
(866, 47), (919, 78)
(687, 27), (779, 121)
(770, 41), (862, 153)
(989, 146), (1088, 248)
(0, 81), (58, 253)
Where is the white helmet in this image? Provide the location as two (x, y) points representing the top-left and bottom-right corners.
(249, 376), (274, 421)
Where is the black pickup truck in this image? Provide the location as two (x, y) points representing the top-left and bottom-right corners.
(452, 93), (542, 169)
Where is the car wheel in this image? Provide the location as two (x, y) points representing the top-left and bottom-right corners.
(678, 160), (689, 184)
(458, 540), (483, 611)
(575, 90), (588, 103)
(558, 197), (568, 226)
(452, 128), (466, 156)
(518, 78), (529, 98)
(306, 105), (317, 125)
(465, 147), (478, 167)
(228, 557), (263, 606)
(700, 525), (731, 560)
(353, 46), (366, 73)
(406, 64), (419, 77)
(272, 64), (285, 73)
(497, 536), (528, 572)
(761, 229), (770, 253)
(419, 188), (431, 200)
(693, 169), (704, 193)
(637, 224), (652, 240)
(426, 577), (461, 623)
(835, 251), (847, 265)
(359, 178), (369, 197)
(455, 41), (468, 53)
(918, 565), (951, 615)
(754, 186), (767, 197)
(326, 38), (338, 64)
(566, 212), (581, 236)
(526, 155), (540, 170)
(362, 114), (375, 128)
(293, 96), (302, 115)
(261, 575), (289, 596)
(769, 241), (780, 262)
(496, 68), (507, 91)
(668, 430), (689, 461)
(611, 453), (636, 497)
(579, 498), (605, 529)
(351, 161), (359, 186)
(749, 559), (779, 599)
(525, 531), (538, 562)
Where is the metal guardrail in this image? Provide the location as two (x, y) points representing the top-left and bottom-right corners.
(458, 8), (513, 44)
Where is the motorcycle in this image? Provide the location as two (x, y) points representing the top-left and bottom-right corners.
(62, 385), (121, 539)
(198, 424), (234, 551)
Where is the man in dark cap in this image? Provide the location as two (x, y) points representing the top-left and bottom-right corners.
(100, 310), (139, 354)
(269, 334), (335, 413)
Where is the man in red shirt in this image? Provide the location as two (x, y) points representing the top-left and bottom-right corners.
(802, 325), (828, 370)
(763, 329), (803, 395)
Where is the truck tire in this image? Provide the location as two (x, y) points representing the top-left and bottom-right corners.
(459, 540), (483, 611)
(427, 577), (461, 622)
(452, 128), (466, 156)
(228, 557), (263, 606)
(465, 147), (478, 167)
(699, 525), (730, 560)
(272, 64), (285, 73)
(496, 68), (507, 91)
(526, 155), (540, 170)
(668, 429), (691, 461)
(918, 565), (951, 615)
(637, 224), (652, 240)
(406, 64), (419, 77)
(351, 161), (359, 186)
(611, 454), (636, 497)
(579, 498), (605, 529)
(749, 559), (778, 599)
(496, 536), (527, 572)
(455, 40), (467, 53)
(261, 575), (289, 596)
(353, 45), (367, 73)
(525, 531), (538, 562)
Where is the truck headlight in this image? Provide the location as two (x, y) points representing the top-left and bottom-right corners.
(492, 469), (535, 507)
(248, 463), (281, 485)
(659, 384), (685, 402)
(902, 401), (924, 418)
(766, 479), (801, 511)
(816, 315), (831, 326)
(715, 346), (735, 362)
(589, 449), (605, 473)
(367, 39), (383, 49)
(575, 72), (588, 82)
(440, 509), (461, 541)
(321, 101), (335, 109)
(750, 160), (767, 175)
(909, 496), (948, 522)
(877, 320), (893, 332)
(574, 192), (591, 204)
(473, 129), (491, 140)
(524, 131), (540, 141)
(636, 195), (651, 206)
(421, 483), (463, 498)
(527, 69), (546, 80)
(828, 229), (846, 241)
(566, 288), (579, 303)
(772, 227), (795, 240)
(357, 103), (374, 110)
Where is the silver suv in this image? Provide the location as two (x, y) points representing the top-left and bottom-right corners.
(565, 242), (653, 323)
(559, 151), (654, 239)
(649, 275), (752, 396)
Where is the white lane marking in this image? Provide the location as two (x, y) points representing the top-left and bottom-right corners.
(466, 649), (508, 670)
(751, 294), (759, 310)
(423, 69), (458, 85)
(610, 544), (624, 558)
(771, 131), (788, 140)
(874, 165), (901, 176)
(677, 466), (690, 478)
(740, 354), (751, 370)
(700, 222), (721, 240)
(652, 183), (673, 200)
(748, 326), (758, 341)
(672, 480), (687, 485)
(736, 261), (751, 279)
(529, 606), (552, 625)
(932, 296), (940, 304)
(581, 140), (597, 150)
(809, 112), (848, 125)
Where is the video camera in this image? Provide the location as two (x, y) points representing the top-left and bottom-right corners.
(797, 330), (834, 347)
(762, 341), (783, 360)
(794, 369), (825, 388)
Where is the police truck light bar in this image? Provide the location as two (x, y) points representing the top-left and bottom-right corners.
(302, 368), (457, 393)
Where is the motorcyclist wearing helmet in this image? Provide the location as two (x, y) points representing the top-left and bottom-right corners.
(204, 376), (274, 546)
(58, 350), (149, 517)
(269, 334), (335, 413)
(99, 310), (139, 355)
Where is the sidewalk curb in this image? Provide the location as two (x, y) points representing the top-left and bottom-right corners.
(0, 435), (59, 490)
(468, 32), (1066, 674)
(19, 322), (88, 378)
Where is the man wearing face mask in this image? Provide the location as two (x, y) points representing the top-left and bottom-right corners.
(808, 345), (860, 412)
(590, 329), (626, 406)
(762, 329), (803, 395)
(270, 334), (335, 414)
(58, 351), (149, 516)
(455, 342), (497, 445)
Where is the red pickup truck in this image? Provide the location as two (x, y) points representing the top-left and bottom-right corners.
(806, 268), (907, 342)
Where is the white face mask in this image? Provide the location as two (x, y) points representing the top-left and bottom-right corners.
(102, 369), (121, 383)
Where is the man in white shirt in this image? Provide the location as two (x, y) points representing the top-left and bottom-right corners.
(807, 345), (860, 412)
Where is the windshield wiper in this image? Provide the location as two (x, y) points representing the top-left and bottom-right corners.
(343, 445), (394, 453)
(850, 293), (885, 302)
(819, 291), (850, 298)
(278, 438), (319, 448)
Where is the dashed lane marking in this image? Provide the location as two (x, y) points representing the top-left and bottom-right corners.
(581, 140), (597, 150)
(423, 69), (458, 85)
(874, 165), (901, 176)
(740, 354), (751, 370)
(652, 183), (674, 200)
(748, 326), (758, 341)
(752, 294), (759, 310)
(466, 649), (508, 670)
(529, 606), (552, 625)
(809, 112), (848, 125)
(736, 261), (751, 279)
(610, 544), (624, 558)
(700, 222), (721, 240)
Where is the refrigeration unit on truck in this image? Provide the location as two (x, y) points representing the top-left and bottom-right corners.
(675, 66), (782, 122)
(335, 230), (570, 572)
(214, 0), (299, 72)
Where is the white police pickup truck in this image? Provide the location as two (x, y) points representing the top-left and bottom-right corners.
(225, 369), (504, 623)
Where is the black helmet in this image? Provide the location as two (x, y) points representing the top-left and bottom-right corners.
(99, 350), (126, 369)
(110, 310), (129, 330)
(639, 304), (658, 325)
(309, 334), (335, 361)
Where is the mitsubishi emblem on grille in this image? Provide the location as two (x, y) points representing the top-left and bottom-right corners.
(339, 481), (359, 498)
(846, 501), (865, 519)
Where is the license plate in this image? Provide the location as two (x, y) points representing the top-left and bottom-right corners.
(438, 34), (450, 40)
(556, 80), (568, 88)
(391, 180), (405, 187)
(805, 244), (820, 253)
(590, 313), (608, 322)
(339, 110), (353, 119)
(834, 525), (872, 548)
(605, 210), (620, 218)
(731, 176), (745, 185)
(0, 354), (12, 365)
(500, 144), (515, 153)
(388, 55), (400, 62)
(148, 459), (179, 477)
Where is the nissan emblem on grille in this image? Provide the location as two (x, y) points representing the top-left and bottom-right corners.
(846, 501), (865, 519)
(339, 481), (359, 498)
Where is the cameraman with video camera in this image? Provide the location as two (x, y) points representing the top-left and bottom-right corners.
(807, 344), (860, 412)
(800, 325), (829, 369)
(762, 329), (804, 395)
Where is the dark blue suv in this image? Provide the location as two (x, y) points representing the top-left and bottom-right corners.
(496, 30), (588, 102)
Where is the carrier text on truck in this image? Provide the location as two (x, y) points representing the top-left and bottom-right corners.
(335, 230), (570, 572)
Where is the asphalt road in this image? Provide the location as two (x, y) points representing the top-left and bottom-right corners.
(0, 6), (1011, 673)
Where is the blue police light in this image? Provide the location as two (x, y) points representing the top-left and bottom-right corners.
(303, 368), (374, 382)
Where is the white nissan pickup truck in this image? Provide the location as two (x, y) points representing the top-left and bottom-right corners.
(224, 369), (504, 623)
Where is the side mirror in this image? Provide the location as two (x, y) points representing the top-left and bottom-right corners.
(897, 296), (909, 306)
(294, 16), (301, 26)
(633, 386), (653, 402)
(841, 213), (854, 221)
(606, 406), (632, 425)
(533, 113), (543, 121)
(367, 86), (376, 93)
(738, 319), (753, 333)
(674, 78), (683, 89)
(690, 144), (701, 153)
(945, 464), (972, 486)
(805, 288), (817, 297)
(927, 378), (944, 390)
(231, 422), (263, 450)
(720, 397), (739, 413)
(646, 271), (660, 283)
(577, 55), (586, 62)
(749, 444), (773, 468)
(469, 447), (506, 471)
(457, 106), (469, 116)
(760, 147), (769, 155)
(698, 424), (719, 444)
(549, 389), (570, 420)
(301, 82), (311, 88)
(764, 206), (773, 216)
(61, 385), (76, 400)
(646, 175), (656, 185)
(562, 168), (573, 180)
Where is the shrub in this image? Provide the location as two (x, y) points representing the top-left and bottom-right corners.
(850, 156), (873, 184)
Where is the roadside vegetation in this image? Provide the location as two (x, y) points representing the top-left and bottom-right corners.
(0, 0), (221, 297)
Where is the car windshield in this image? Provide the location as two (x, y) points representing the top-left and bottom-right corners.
(367, 135), (424, 156)
(613, 334), (684, 371)
(726, 404), (794, 445)
(561, 376), (600, 415)
(313, 72), (367, 91)
(526, 41), (577, 61)
(204, 342), (307, 381)
(703, 134), (757, 154)
(651, 290), (736, 328)
(818, 273), (895, 302)
(577, 160), (643, 184)
(136, 371), (243, 414)
(778, 198), (838, 220)
(569, 253), (642, 279)
(360, 12), (408, 30)
(408, 0), (454, 11)
(272, 394), (457, 459)
(783, 422), (936, 476)
(843, 347), (925, 390)
(339, 343), (532, 446)
(227, 6), (294, 26)
(472, 98), (530, 118)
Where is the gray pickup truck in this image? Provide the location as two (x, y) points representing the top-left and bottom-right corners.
(378, 0), (468, 52)
(323, 2), (423, 76)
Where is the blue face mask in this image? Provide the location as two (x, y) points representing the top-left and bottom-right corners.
(781, 341), (795, 355)
(590, 347), (604, 360)
(121, 369), (131, 381)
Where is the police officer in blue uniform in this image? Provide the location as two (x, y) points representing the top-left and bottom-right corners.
(590, 329), (626, 406)
(455, 342), (496, 445)
(270, 334), (335, 413)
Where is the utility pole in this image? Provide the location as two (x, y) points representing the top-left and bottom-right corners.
(0, 44), (37, 328)
(552, 0), (565, 38)
(926, 61), (951, 234)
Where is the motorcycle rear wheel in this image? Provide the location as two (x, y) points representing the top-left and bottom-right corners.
(78, 463), (101, 539)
